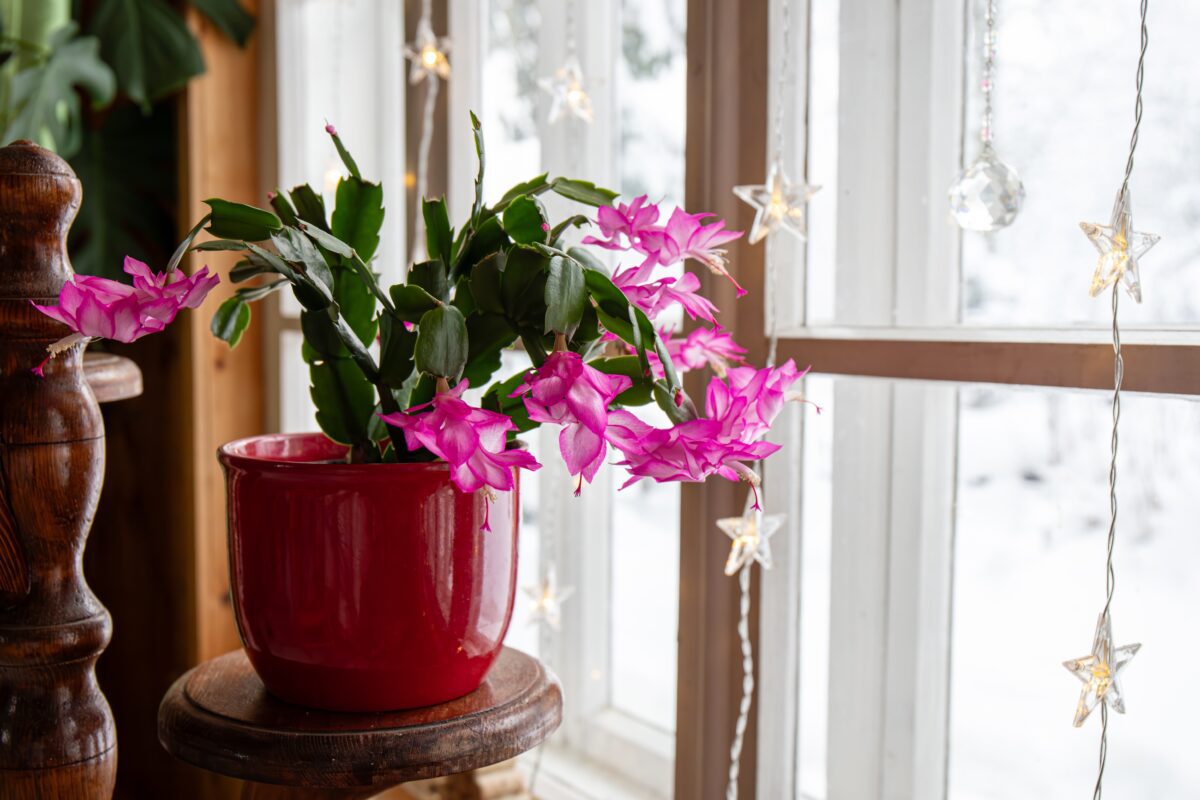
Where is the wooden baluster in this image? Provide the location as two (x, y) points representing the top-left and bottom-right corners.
(0, 141), (117, 798)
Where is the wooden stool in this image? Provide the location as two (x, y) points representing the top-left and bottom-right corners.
(158, 647), (562, 799)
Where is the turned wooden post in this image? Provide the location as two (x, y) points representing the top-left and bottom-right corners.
(0, 141), (117, 797)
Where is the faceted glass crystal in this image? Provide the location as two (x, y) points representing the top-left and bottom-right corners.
(948, 145), (1025, 232)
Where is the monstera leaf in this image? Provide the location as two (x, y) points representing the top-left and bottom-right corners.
(189, 0), (255, 46)
(90, 0), (205, 110)
(1, 23), (115, 157)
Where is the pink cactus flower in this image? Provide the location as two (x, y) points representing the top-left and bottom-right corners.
(605, 360), (806, 487)
(122, 257), (220, 316)
(667, 326), (747, 377)
(378, 381), (541, 501)
(31, 258), (219, 375)
(612, 267), (718, 324)
(605, 411), (778, 487)
(582, 194), (661, 253)
(511, 351), (632, 487)
(638, 208), (745, 295)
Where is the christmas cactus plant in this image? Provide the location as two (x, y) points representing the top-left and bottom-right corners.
(33, 116), (805, 497)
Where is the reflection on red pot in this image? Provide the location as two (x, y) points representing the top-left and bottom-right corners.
(219, 432), (519, 711)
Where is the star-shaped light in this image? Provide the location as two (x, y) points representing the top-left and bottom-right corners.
(1080, 189), (1159, 303)
(716, 502), (784, 576)
(404, 17), (451, 84)
(522, 566), (575, 630)
(538, 55), (593, 124)
(733, 160), (820, 245)
(1063, 610), (1141, 727)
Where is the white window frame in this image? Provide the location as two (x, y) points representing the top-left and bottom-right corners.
(759, 1), (1200, 798)
(755, 1), (979, 798)
(449, 2), (677, 797)
(267, 0), (406, 433)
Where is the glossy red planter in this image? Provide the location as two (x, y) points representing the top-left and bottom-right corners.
(218, 432), (519, 711)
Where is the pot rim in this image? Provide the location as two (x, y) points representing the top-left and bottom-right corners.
(218, 431), (453, 474)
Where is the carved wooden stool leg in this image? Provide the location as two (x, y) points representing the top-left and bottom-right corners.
(0, 141), (117, 798)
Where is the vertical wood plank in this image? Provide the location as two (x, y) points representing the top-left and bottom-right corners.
(179, 6), (268, 798)
(679, 0), (769, 797)
(180, 0), (266, 668)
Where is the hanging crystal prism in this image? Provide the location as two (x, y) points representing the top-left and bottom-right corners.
(948, 0), (1024, 232)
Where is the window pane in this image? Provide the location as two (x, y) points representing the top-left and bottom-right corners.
(603, 0), (687, 736)
(484, 0), (543, 202)
(805, 0), (839, 325)
(950, 385), (1200, 796)
(960, 0), (1200, 326)
(609, 407), (680, 733)
(279, 330), (317, 433)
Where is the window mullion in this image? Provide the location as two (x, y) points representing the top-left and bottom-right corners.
(833, 0), (899, 326)
(826, 379), (895, 798)
(894, 0), (965, 326)
(880, 382), (959, 800)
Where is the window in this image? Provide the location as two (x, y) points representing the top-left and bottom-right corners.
(758, 1), (1200, 798)
(271, 1), (686, 797)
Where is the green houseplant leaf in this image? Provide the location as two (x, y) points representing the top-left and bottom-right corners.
(210, 295), (251, 347)
(544, 254), (586, 336)
(205, 199), (281, 241)
(330, 178), (384, 263)
(3, 22), (116, 158)
(501, 194), (550, 245)
(415, 304), (468, 380)
(549, 177), (618, 207)
(188, 0), (256, 46)
(91, 0), (205, 110)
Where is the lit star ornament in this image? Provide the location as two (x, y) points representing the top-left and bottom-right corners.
(404, 17), (451, 84)
(733, 160), (820, 245)
(1063, 611), (1141, 727)
(716, 502), (784, 576)
(538, 55), (593, 124)
(522, 566), (575, 631)
(1080, 189), (1160, 302)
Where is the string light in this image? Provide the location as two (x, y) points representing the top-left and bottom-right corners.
(1064, 612), (1141, 728)
(1069, 2), (1155, 797)
(539, 55), (594, 125)
(733, 162), (819, 245)
(1080, 188), (1159, 303)
(733, 0), (817, 245)
(404, 14), (451, 84)
(404, 0), (450, 265)
(539, 0), (593, 125)
(717, 501), (784, 576)
(522, 564), (574, 631)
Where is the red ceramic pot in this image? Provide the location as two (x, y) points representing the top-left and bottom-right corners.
(218, 432), (519, 711)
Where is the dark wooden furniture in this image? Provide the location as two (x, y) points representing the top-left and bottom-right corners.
(159, 647), (562, 799)
(0, 141), (144, 799)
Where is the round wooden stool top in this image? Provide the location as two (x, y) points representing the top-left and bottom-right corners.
(158, 647), (562, 792)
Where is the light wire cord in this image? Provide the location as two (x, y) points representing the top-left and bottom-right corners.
(1093, 3), (1147, 797)
(408, 0), (440, 267)
(727, 0), (790, 795)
